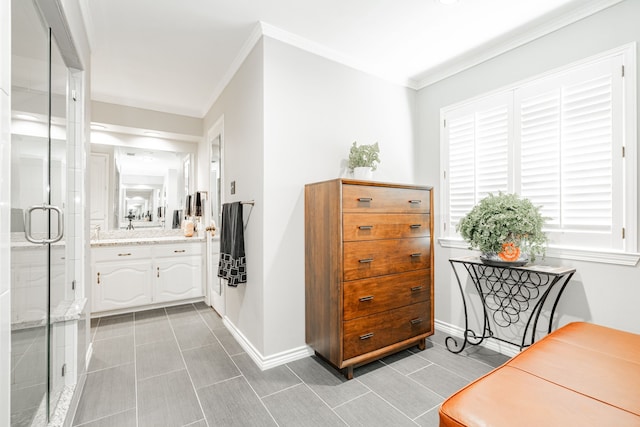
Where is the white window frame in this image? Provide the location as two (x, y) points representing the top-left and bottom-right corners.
(439, 44), (638, 266)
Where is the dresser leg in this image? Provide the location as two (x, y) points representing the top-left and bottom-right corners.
(343, 366), (354, 380)
(417, 339), (426, 351)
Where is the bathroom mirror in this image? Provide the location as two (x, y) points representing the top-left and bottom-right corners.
(90, 142), (196, 230)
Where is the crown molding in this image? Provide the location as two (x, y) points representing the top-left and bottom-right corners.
(201, 20), (418, 115)
(201, 22), (265, 117)
(259, 21), (418, 89)
(415, 0), (625, 89)
(202, 0), (624, 115)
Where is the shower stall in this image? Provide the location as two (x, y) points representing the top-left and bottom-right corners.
(10, 0), (87, 425)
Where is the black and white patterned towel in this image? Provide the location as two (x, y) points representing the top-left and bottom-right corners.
(218, 202), (247, 286)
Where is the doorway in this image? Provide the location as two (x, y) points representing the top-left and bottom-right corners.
(207, 118), (225, 316)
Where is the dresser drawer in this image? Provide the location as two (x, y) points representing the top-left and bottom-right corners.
(342, 185), (430, 213)
(343, 270), (430, 320)
(343, 213), (430, 241)
(343, 238), (430, 281)
(343, 301), (431, 360)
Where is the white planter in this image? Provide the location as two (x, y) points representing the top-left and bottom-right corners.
(353, 167), (373, 180)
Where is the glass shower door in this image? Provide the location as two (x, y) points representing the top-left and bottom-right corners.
(10, 0), (68, 424)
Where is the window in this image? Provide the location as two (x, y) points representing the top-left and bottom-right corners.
(441, 45), (636, 257)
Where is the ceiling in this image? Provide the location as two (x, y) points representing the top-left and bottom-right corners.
(79, 0), (616, 118)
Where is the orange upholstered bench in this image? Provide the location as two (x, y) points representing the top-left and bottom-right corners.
(439, 322), (640, 427)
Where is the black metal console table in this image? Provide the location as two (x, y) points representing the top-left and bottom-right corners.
(447, 256), (575, 354)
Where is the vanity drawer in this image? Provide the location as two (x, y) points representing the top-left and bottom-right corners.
(343, 301), (431, 360)
(342, 185), (430, 214)
(343, 238), (430, 281)
(153, 243), (203, 258)
(343, 270), (430, 321)
(343, 213), (430, 241)
(92, 246), (152, 262)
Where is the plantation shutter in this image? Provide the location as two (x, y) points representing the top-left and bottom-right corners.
(442, 50), (628, 251)
(445, 94), (510, 232)
(516, 56), (622, 247)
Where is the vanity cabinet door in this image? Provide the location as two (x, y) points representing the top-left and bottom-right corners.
(154, 256), (203, 303)
(92, 260), (153, 312)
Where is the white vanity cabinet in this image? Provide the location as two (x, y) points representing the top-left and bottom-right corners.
(154, 244), (203, 303)
(92, 246), (153, 312)
(91, 241), (204, 314)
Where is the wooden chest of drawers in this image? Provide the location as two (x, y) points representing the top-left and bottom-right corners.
(305, 179), (434, 378)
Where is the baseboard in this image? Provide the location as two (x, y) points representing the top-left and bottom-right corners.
(223, 318), (314, 370)
(434, 319), (521, 358)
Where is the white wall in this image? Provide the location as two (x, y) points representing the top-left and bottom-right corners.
(92, 101), (203, 139)
(0, 0), (11, 423)
(202, 35), (419, 360)
(262, 36), (418, 355)
(203, 40), (266, 353)
(417, 0), (640, 337)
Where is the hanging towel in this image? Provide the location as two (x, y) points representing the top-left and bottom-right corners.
(218, 202), (247, 286)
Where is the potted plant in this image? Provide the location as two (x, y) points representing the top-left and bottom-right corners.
(348, 141), (380, 180)
(456, 192), (547, 265)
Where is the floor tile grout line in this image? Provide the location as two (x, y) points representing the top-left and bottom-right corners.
(282, 363), (371, 426)
(222, 345), (281, 427)
(425, 333), (509, 369)
(167, 304), (210, 427)
(378, 351), (436, 377)
(331, 389), (373, 411)
(403, 366), (452, 401)
(257, 380), (303, 400)
(195, 305), (240, 358)
(283, 361), (371, 425)
(195, 373), (244, 391)
(73, 408), (135, 427)
(411, 402), (444, 423)
(357, 382), (423, 426)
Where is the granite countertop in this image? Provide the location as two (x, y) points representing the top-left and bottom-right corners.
(91, 229), (211, 246)
(91, 235), (207, 247)
(11, 230), (215, 249)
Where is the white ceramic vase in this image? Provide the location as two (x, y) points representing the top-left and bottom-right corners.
(353, 167), (373, 180)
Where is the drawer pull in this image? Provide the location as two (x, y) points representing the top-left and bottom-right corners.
(411, 286), (423, 292)
(174, 249), (186, 253)
(409, 200), (422, 205)
(359, 332), (374, 340)
(357, 197), (372, 202)
(97, 272), (100, 285)
(118, 253), (132, 257)
(410, 318), (423, 325)
(359, 295), (374, 302)
(358, 225), (373, 230)
(157, 267), (160, 278)
(410, 253), (422, 258)
(359, 258), (374, 263)
(410, 224), (422, 229)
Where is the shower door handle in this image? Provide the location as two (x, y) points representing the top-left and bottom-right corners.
(24, 204), (65, 244)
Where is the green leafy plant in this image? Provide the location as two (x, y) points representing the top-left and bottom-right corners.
(456, 193), (547, 260)
(348, 142), (380, 171)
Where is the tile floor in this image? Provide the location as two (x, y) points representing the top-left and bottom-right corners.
(11, 326), (47, 427)
(72, 302), (509, 427)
